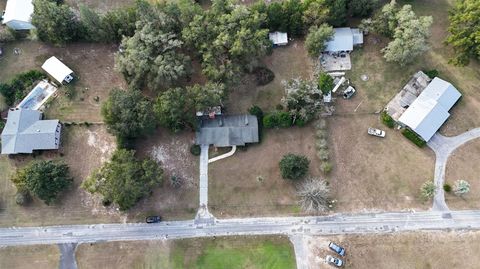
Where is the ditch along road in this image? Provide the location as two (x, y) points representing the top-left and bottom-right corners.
(1, 210), (480, 247)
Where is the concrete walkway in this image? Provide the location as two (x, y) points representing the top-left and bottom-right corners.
(289, 235), (309, 269)
(58, 243), (77, 269)
(199, 144), (209, 207)
(428, 128), (480, 211)
(208, 146), (236, 163)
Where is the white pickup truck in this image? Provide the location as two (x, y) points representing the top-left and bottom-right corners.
(368, 127), (386, 138)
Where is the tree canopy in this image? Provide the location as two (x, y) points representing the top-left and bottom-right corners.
(31, 0), (80, 45)
(348, 0), (379, 18)
(381, 5), (432, 65)
(279, 154), (310, 180)
(11, 160), (72, 205)
(183, 0), (270, 82)
(281, 78), (322, 124)
(115, 0), (190, 90)
(101, 88), (157, 140)
(82, 149), (163, 211)
(305, 24), (334, 58)
(155, 82), (225, 132)
(445, 0), (480, 66)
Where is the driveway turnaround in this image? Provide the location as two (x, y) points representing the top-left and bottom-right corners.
(2, 210), (480, 247)
(428, 128), (480, 211)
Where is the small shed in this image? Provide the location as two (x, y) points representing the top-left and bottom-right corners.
(2, 0), (34, 30)
(41, 56), (74, 84)
(269, 32), (288, 46)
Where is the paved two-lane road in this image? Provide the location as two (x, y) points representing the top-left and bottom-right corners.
(2, 210), (480, 247)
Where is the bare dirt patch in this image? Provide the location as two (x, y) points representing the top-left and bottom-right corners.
(445, 138), (480, 209)
(209, 126), (320, 217)
(0, 244), (59, 269)
(328, 113), (435, 212)
(307, 231), (480, 269)
(133, 129), (199, 220)
(76, 240), (171, 269)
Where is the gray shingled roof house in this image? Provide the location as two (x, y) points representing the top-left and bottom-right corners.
(195, 115), (259, 147)
(1, 108), (61, 154)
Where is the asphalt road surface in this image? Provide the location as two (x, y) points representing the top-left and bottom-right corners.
(2, 210), (480, 247)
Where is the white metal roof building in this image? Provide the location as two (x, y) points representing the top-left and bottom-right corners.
(324, 28), (364, 53)
(398, 77), (461, 141)
(269, 32), (288, 46)
(41, 56), (74, 84)
(2, 0), (34, 30)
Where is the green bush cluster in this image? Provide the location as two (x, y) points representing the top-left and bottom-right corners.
(381, 111), (395, 128)
(263, 111), (293, 128)
(402, 128), (426, 148)
(190, 144), (201, 156)
(0, 70), (46, 106)
(423, 69), (439, 79)
(249, 105), (264, 142)
(314, 119), (332, 174)
(279, 154), (310, 180)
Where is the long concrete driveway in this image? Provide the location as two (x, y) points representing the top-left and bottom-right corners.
(2, 210), (480, 247)
(428, 128), (480, 211)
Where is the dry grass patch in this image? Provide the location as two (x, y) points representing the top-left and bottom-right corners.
(0, 245), (59, 269)
(76, 241), (171, 269)
(445, 138), (480, 209)
(0, 125), (123, 227)
(328, 114), (434, 212)
(307, 231), (480, 269)
(209, 126), (320, 217)
(0, 40), (125, 122)
(227, 39), (314, 114)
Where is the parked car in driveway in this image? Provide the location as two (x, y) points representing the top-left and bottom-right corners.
(368, 127), (386, 138)
(342, 86), (356, 99)
(326, 255), (344, 267)
(146, 216), (162, 223)
(328, 242), (346, 256)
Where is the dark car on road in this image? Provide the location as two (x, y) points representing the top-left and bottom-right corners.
(328, 242), (346, 256)
(146, 216), (162, 223)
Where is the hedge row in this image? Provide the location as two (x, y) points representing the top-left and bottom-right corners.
(402, 128), (426, 148)
(381, 111), (395, 128)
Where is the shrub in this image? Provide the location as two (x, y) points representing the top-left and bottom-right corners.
(443, 183), (452, 193)
(320, 161), (333, 174)
(402, 128), (426, 147)
(190, 144), (201, 156)
(15, 191), (31, 206)
(0, 121), (5, 132)
(253, 67), (275, 86)
(297, 178), (331, 213)
(453, 180), (470, 197)
(315, 139), (328, 150)
(317, 149), (329, 161)
(315, 119), (327, 130)
(0, 27), (16, 42)
(279, 154), (310, 180)
(263, 111), (293, 129)
(420, 180), (436, 200)
(263, 113), (278, 128)
(381, 111), (395, 128)
(249, 105), (264, 142)
(170, 175), (183, 189)
(277, 111), (293, 128)
(423, 69), (439, 79)
(316, 129), (327, 139)
(295, 117), (306, 127)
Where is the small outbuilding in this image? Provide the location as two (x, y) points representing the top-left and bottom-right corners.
(41, 56), (74, 84)
(398, 77), (461, 141)
(1, 0), (34, 30)
(1, 108), (61, 154)
(269, 31), (288, 46)
(195, 115), (259, 147)
(324, 28), (363, 53)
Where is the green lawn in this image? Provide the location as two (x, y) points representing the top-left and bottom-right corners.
(172, 236), (296, 269)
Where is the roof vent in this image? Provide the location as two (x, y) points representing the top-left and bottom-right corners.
(36, 129), (40, 132)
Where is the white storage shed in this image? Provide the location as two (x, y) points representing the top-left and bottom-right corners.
(41, 56), (74, 84)
(269, 32), (288, 46)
